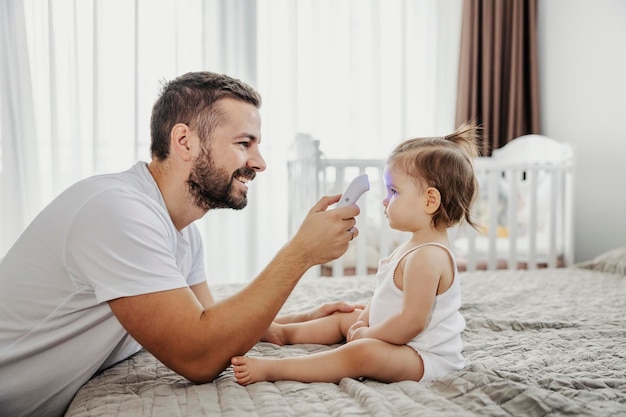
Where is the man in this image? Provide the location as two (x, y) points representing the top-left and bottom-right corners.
(0, 71), (360, 417)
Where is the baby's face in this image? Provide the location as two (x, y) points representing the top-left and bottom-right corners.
(382, 165), (428, 233)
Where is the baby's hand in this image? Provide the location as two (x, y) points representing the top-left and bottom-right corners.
(347, 320), (369, 342)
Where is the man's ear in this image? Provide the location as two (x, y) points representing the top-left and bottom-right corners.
(170, 123), (193, 162)
(424, 187), (441, 215)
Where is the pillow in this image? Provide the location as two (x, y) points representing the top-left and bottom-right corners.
(575, 247), (626, 276)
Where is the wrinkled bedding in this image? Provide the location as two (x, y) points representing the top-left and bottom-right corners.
(65, 268), (626, 416)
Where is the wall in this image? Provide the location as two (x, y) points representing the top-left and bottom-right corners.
(538, 0), (626, 262)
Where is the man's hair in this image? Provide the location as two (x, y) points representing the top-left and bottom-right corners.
(387, 122), (482, 229)
(150, 71), (262, 160)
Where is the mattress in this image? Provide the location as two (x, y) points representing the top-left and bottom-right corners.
(65, 266), (626, 416)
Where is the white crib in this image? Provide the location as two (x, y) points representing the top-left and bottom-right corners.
(287, 133), (575, 277)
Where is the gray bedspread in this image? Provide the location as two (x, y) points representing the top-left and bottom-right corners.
(65, 268), (626, 416)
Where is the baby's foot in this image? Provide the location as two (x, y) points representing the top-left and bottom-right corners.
(231, 356), (272, 385)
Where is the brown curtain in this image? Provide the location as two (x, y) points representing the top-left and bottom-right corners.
(455, 0), (540, 155)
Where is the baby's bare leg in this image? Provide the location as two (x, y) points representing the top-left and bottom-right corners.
(262, 310), (362, 346)
(231, 338), (424, 385)
(282, 309), (361, 345)
(261, 323), (287, 345)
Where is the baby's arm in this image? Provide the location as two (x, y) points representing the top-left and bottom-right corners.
(358, 247), (448, 344)
(357, 304), (370, 323)
(347, 304), (370, 341)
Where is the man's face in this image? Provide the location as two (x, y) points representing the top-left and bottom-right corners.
(187, 147), (255, 210)
(187, 98), (265, 211)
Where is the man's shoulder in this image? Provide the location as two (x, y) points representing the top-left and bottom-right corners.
(65, 162), (158, 206)
(78, 162), (150, 190)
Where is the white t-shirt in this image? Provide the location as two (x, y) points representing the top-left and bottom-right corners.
(0, 162), (207, 417)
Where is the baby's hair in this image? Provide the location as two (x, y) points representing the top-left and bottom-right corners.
(387, 122), (482, 229)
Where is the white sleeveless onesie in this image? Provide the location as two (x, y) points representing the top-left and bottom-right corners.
(368, 243), (465, 381)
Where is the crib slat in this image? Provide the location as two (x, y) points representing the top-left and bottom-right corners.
(547, 167), (558, 268)
(506, 167), (519, 270)
(379, 165), (394, 259)
(355, 166), (369, 276)
(332, 167), (346, 277)
(564, 163), (575, 266)
(487, 168), (499, 270)
(526, 167), (539, 270)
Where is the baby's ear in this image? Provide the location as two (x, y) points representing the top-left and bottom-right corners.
(424, 187), (441, 214)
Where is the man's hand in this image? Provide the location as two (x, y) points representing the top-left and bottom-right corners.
(289, 195), (360, 267)
(306, 301), (366, 321)
(274, 301), (366, 324)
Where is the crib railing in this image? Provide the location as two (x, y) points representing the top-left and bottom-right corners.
(316, 159), (388, 277)
(288, 133), (574, 277)
(287, 134), (394, 277)
(451, 157), (574, 271)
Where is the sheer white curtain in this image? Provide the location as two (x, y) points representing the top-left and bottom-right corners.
(0, 0), (40, 257)
(254, 0), (463, 275)
(0, 0), (462, 283)
(0, 0), (260, 284)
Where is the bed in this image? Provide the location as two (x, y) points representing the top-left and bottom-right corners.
(65, 248), (626, 417)
(287, 133), (574, 277)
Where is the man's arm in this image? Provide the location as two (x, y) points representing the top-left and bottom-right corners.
(108, 196), (359, 383)
(191, 278), (365, 326)
(189, 281), (214, 309)
(273, 301), (366, 324)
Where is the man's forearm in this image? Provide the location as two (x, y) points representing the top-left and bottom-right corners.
(189, 242), (311, 381)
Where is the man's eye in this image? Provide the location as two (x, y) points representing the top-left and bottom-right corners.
(238, 141), (250, 148)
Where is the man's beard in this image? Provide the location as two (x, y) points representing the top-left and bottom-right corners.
(187, 148), (256, 211)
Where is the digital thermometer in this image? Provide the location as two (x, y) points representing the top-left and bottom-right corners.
(336, 174), (370, 207)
